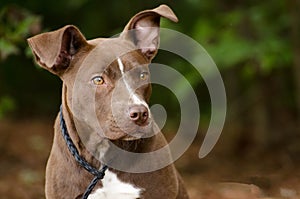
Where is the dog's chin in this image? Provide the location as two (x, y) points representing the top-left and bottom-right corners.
(110, 137), (149, 153)
(122, 135), (142, 141)
(114, 128), (153, 141)
(106, 125), (153, 142)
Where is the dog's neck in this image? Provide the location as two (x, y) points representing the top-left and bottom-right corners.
(60, 84), (151, 168)
(59, 84), (100, 167)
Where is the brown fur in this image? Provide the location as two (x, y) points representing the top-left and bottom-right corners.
(28, 5), (189, 199)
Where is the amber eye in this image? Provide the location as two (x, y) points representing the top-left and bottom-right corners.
(140, 72), (148, 80)
(92, 76), (104, 85)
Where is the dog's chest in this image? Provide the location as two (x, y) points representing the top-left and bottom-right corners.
(88, 170), (142, 199)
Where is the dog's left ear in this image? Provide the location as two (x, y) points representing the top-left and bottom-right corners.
(27, 25), (87, 76)
(121, 4), (178, 60)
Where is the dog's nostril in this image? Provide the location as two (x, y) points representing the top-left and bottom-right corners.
(130, 112), (139, 120)
(142, 112), (148, 119)
(129, 105), (149, 124)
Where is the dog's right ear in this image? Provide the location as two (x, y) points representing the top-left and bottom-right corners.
(120, 5), (178, 61)
(27, 25), (87, 75)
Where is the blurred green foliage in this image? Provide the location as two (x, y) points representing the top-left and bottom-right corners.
(0, 5), (40, 60)
(0, 5), (41, 117)
(192, 1), (292, 73)
(0, 95), (15, 118)
(0, 1), (298, 150)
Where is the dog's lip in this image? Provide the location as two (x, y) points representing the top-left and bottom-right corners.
(118, 128), (151, 141)
(101, 119), (153, 141)
(122, 127), (154, 140)
(133, 120), (150, 127)
(112, 119), (152, 131)
(105, 132), (142, 141)
(121, 134), (142, 141)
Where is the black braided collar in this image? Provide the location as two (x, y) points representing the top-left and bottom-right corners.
(59, 105), (108, 199)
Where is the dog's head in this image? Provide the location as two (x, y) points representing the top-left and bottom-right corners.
(28, 5), (177, 141)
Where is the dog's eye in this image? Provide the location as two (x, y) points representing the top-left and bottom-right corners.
(92, 76), (104, 85)
(140, 72), (149, 80)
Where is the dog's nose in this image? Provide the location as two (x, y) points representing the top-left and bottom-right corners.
(129, 105), (149, 125)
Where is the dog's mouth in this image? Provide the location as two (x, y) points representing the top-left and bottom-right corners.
(121, 130), (150, 141)
(121, 134), (142, 141)
(101, 118), (154, 141)
(110, 138), (149, 152)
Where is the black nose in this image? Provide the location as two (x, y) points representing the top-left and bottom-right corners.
(129, 105), (149, 125)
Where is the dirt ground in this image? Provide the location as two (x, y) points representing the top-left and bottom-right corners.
(0, 119), (299, 199)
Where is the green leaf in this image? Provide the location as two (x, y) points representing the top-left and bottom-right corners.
(0, 39), (19, 60)
(0, 96), (16, 118)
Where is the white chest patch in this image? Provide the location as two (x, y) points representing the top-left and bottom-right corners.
(87, 170), (143, 199)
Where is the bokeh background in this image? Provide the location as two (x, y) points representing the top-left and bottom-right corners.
(0, 0), (299, 198)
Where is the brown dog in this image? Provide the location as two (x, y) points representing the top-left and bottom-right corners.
(28, 5), (189, 199)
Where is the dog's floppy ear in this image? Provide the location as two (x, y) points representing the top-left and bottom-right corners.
(27, 25), (87, 75)
(121, 4), (178, 60)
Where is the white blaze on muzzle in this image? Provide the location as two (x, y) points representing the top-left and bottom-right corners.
(117, 57), (150, 113)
